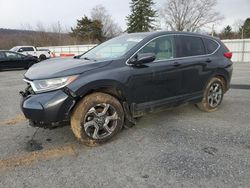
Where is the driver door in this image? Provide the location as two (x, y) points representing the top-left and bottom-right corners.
(5, 52), (26, 68)
(127, 35), (183, 104)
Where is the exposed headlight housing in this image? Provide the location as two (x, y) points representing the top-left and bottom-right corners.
(24, 75), (78, 93)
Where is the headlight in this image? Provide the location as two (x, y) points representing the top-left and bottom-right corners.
(26, 75), (78, 93)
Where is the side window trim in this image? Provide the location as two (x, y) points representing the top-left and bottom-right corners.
(126, 34), (221, 66)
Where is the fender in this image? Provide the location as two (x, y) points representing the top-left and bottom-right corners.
(68, 79), (130, 102)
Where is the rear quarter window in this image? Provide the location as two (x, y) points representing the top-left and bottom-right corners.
(204, 38), (219, 54)
(177, 35), (206, 58)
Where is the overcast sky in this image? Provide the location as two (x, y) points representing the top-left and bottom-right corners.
(0, 0), (249, 32)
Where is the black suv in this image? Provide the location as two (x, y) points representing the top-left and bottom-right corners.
(21, 31), (233, 145)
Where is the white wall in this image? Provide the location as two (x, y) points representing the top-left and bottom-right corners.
(222, 39), (250, 63)
(37, 44), (96, 57)
(39, 39), (250, 63)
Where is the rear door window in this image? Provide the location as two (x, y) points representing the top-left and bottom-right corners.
(19, 47), (34, 52)
(204, 38), (219, 54)
(177, 35), (206, 58)
(24, 47), (34, 51)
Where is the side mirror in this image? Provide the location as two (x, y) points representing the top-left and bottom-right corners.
(130, 53), (156, 65)
(18, 49), (23, 52)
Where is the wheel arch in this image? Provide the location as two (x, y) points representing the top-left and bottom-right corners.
(39, 54), (47, 60)
(203, 69), (230, 93)
(214, 68), (230, 91)
(69, 80), (130, 110)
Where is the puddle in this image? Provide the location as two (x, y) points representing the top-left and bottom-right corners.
(25, 140), (43, 152)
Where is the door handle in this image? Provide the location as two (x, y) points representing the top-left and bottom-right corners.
(205, 58), (212, 63)
(173, 62), (181, 67)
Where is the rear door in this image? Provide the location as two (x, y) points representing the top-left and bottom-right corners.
(175, 35), (211, 96)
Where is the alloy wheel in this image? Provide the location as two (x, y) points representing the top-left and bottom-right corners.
(82, 103), (119, 140)
(207, 82), (223, 108)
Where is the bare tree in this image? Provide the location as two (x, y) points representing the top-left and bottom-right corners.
(160, 0), (223, 32)
(91, 5), (122, 39)
(233, 19), (244, 32)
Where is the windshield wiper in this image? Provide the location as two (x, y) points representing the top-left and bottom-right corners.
(82, 57), (96, 61)
(73, 55), (81, 59)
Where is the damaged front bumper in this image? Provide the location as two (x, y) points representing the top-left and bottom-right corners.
(20, 85), (76, 129)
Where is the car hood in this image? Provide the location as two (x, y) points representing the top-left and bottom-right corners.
(25, 58), (111, 80)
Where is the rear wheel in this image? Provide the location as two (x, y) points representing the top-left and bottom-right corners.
(196, 77), (225, 112)
(71, 92), (124, 146)
(39, 54), (46, 61)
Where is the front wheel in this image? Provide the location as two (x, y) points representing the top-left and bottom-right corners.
(196, 77), (225, 112)
(71, 92), (124, 146)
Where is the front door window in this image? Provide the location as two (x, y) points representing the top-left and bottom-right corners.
(138, 36), (176, 61)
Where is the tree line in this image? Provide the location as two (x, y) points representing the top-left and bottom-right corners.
(71, 0), (250, 42)
(216, 19), (250, 39)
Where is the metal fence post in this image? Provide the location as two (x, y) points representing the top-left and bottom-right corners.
(241, 39), (245, 63)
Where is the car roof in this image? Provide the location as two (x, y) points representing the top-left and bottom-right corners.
(12, 46), (34, 48)
(0, 50), (24, 54)
(125, 31), (218, 41)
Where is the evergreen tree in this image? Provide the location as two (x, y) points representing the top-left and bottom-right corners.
(243, 18), (250, 38)
(126, 0), (157, 33)
(71, 16), (104, 43)
(223, 25), (233, 39)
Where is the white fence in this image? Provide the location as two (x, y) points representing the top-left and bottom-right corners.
(222, 39), (250, 63)
(39, 39), (250, 63)
(38, 44), (96, 57)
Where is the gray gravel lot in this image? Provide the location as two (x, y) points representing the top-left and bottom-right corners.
(0, 63), (250, 188)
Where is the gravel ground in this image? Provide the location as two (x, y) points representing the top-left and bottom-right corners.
(0, 63), (250, 188)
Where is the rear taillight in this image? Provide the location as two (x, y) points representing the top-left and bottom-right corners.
(224, 52), (232, 59)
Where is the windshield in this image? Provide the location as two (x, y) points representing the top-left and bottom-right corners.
(80, 34), (148, 61)
(10, 47), (19, 52)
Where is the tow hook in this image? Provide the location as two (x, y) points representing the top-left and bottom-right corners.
(19, 91), (27, 97)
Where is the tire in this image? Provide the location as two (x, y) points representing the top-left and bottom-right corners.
(196, 77), (225, 112)
(39, 54), (46, 61)
(71, 92), (124, 146)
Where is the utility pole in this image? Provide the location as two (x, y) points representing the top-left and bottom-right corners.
(241, 25), (245, 62)
(241, 25), (244, 39)
(212, 24), (215, 37)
